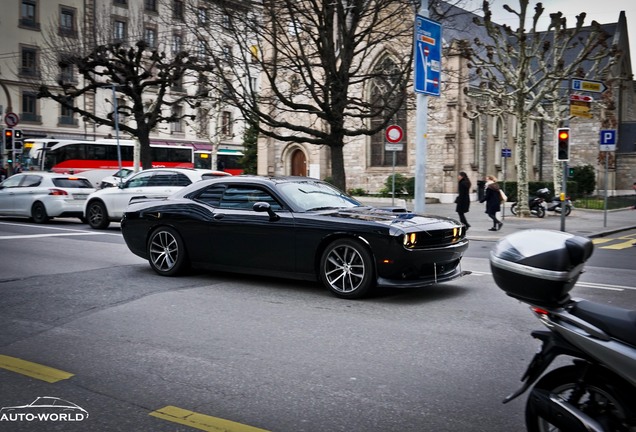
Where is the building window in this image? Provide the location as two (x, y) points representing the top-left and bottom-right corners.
(222, 12), (232, 29)
(59, 7), (77, 38)
(197, 7), (207, 25)
(172, 106), (184, 133)
(113, 19), (127, 43)
(20, 0), (40, 30)
(172, 34), (182, 54)
(58, 61), (75, 84)
(60, 101), (77, 126)
(221, 111), (233, 137)
(144, 0), (157, 12)
(222, 45), (232, 64)
(20, 46), (39, 77)
(173, 0), (184, 21)
(369, 57), (407, 167)
(113, 0), (127, 5)
(21, 91), (40, 123)
(144, 27), (157, 48)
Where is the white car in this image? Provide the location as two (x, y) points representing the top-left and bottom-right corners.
(0, 172), (95, 223)
(84, 168), (230, 229)
(99, 168), (135, 189)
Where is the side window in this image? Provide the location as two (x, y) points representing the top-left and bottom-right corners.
(21, 175), (42, 187)
(1, 176), (25, 188)
(219, 186), (282, 210)
(147, 172), (175, 187)
(124, 171), (153, 188)
(194, 185), (226, 207)
(172, 173), (192, 186)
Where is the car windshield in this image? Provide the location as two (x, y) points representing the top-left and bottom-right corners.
(278, 180), (361, 212)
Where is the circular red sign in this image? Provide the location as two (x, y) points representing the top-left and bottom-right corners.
(4, 112), (19, 128)
(385, 125), (403, 143)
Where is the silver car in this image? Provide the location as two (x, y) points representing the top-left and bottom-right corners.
(84, 168), (230, 229)
(0, 172), (95, 223)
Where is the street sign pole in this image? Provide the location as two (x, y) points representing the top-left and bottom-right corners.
(413, 1), (441, 213)
(600, 129), (617, 228)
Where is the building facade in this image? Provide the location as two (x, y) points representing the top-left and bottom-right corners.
(0, 0), (247, 169)
(256, 6), (636, 199)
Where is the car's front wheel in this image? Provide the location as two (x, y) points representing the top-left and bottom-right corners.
(86, 201), (110, 229)
(147, 227), (189, 276)
(319, 238), (375, 299)
(31, 202), (50, 223)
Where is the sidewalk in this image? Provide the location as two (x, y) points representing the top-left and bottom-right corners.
(415, 202), (636, 241)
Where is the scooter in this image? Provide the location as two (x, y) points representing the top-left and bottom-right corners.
(490, 230), (636, 432)
(537, 188), (573, 216)
(510, 195), (546, 218)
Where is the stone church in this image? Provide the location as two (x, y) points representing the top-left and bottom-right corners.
(256, 4), (636, 201)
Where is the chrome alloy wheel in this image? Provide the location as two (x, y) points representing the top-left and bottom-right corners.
(149, 230), (180, 272)
(323, 242), (368, 295)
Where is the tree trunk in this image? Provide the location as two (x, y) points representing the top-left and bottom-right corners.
(330, 143), (346, 191)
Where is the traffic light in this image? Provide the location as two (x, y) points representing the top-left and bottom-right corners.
(556, 128), (570, 161)
(3, 128), (14, 151)
(13, 129), (23, 152)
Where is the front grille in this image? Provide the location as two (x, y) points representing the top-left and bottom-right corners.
(403, 228), (465, 249)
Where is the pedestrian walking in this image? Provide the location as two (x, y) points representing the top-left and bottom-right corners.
(455, 171), (471, 231)
(480, 175), (503, 231)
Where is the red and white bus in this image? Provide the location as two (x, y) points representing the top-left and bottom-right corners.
(30, 139), (194, 173)
(194, 149), (244, 175)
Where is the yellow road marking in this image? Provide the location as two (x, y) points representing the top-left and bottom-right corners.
(592, 238), (615, 245)
(150, 406), (270, 432)
(0, 355), (74, 383)
(600, 240), (636, 250)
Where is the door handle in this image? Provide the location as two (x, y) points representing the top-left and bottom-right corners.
(213, 213), (225, 220)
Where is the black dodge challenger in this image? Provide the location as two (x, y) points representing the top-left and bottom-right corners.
(121, 176), (469, 299)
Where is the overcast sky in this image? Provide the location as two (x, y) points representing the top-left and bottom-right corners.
(463, 0), (635, 71)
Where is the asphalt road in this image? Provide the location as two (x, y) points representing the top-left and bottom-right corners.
(0, 219), (634, 432)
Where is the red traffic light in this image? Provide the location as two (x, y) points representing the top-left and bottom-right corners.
(558, 131), (569, 140)
(4, 129), (14, 137)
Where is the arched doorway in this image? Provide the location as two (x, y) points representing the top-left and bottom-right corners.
(291, 149), (307, 176)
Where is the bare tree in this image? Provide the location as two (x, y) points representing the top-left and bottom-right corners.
(465, 0), (619, 215)
(187, 0), (415, 190)
(35, 5), (208, 169)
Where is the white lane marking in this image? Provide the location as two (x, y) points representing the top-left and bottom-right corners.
(0, 220), (121, 237)
(0, 232), (109, 239)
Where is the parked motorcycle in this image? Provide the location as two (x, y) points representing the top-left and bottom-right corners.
(490, 230), (636, 432)
(541, 189), (573, 216)
(510, 195), (546, 218)
(510, 188), (572, 218)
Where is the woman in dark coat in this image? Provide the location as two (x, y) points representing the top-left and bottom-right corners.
(481, 175), (503, 231)
(455, 172), (471, 230)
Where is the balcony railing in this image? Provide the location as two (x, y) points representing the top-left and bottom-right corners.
(59, 116), (78, 126)
(19, 18), (40, 30)
(20, 113), (42, 123)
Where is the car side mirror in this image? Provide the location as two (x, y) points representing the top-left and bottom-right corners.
(253, 201), (280, 221)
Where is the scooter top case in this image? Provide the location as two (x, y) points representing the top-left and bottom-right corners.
(490, 229), (594, 307)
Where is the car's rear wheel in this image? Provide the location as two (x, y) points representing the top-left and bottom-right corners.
(319, 238), (375, 299)
(87, 201), (110, 229)
(31, 202), (50, 224)
(147, 227), (189, 276)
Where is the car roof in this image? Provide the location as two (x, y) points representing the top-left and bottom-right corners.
(10, 172), (90, 179)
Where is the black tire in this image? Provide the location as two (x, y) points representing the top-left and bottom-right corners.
(564, 205), (572, 217)
(86, 200), (110, 229)
(526, 365), (634, 432)
(147, 226), (189, 276)
(510, 203), (518, 216)
(535, 205), (546, 218)
(31, 202), (50, 224)
(319, 238), (375, 299)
